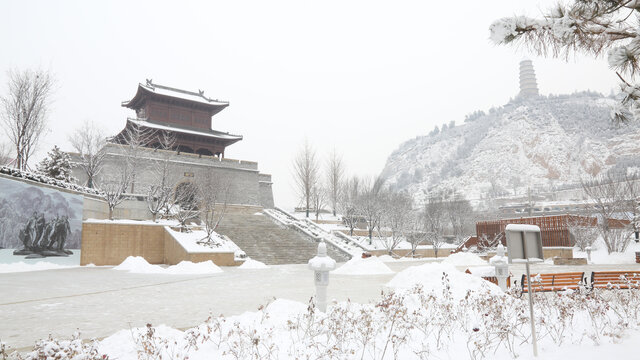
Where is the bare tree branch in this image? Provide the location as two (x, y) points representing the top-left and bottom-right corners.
(0, 68), (54, 170)
(68, 120), (106, 188)
(292, 139), (319, 218)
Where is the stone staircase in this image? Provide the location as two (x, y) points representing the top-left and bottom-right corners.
(215, 211), (350, 265)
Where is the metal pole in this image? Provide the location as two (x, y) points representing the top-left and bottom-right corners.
(525, 262), (538, 357)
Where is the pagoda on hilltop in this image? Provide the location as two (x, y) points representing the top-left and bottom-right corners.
(519, 59), (539, 98)
(112, 80), (242, 157)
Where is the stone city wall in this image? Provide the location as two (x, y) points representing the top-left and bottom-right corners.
(259, 174), (274, 209)
(71, 144), (273, 208)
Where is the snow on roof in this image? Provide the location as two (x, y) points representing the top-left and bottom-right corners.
(505, 224), (541, 232)
(139, 81), (229, 107)
(128, 119), (242, 141)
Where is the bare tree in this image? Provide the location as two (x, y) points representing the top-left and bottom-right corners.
(359, 175), (385, 244)
(100, 169), (132, 220)
(0, 141), (13, 166)
(310, 182), (327, 221)
(326, 148), (344, 217)
(581, 173), (633, 253)
(382, 191), (413, 255)
(120, 122), (156, 193)
(293, 139), (319, 218)
(443, 191), (474, 244)
(68, 120), (106, 188)
(423, 195), (447, 258)
(564, 215), (598, 251)
(339, 176), (360, 236)
(405, 211), (428, 257)
(477, 233), (504, 251)
(146, 131), (178, 222)
(196, 171), (231, 245)
(0, 69), (54, 170)
(172, 182), (200, 231)
(623, 172), (640, 243)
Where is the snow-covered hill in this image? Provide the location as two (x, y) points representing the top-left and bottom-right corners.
(381, 92), (640, 202)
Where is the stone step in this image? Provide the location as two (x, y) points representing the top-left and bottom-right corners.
(216, 213), (349, 265)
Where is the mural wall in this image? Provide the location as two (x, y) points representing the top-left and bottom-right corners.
(0, 176), (83, 257)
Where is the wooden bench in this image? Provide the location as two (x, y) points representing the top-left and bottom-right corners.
(590, 271), (640, 290)
(519, 272), (585, 293)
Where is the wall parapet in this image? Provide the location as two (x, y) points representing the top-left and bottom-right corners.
(82, 143), (260, 171)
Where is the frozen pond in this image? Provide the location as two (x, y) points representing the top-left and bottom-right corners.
(0, 249), (80, 265)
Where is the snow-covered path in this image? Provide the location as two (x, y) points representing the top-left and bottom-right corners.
(0, 260), (415, 349)
(2, 260), (640, 351)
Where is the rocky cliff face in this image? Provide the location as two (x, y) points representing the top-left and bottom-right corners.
(382, 92), (640, 202)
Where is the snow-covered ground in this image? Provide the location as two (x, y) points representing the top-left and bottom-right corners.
(113, 256), (223, 275)
(574, 240), (640, 265)
(13, 262), (640, 360)
(348, 235), (459, 252)
(165, 227), (240, 254)
(0, 249), (81, 272)
(0, 260), (76, 273)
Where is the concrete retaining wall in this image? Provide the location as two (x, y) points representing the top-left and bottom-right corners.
(81, 222), (240, 266)
(163, 229), (238, 266)
(81, 222), (166, 265)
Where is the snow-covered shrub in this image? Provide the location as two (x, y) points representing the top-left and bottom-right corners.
(17, 332), (105, 360)
(0, 165), (102, 196)
(37, 145), (76, 183)
(17, 279), (640, 360)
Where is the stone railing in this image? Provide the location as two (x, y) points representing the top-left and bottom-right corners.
(263, 207), (361, 258)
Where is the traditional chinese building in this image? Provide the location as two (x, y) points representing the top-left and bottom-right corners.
(112, 79), (242, 158)
(70, 81), (274, 214)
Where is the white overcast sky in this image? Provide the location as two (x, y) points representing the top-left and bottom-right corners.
(0, 0), (619, 208)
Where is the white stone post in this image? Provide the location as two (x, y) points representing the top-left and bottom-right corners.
(308, 242), (336, 312)
(493, 244), (509, 291)
(586, 246), (592, 262)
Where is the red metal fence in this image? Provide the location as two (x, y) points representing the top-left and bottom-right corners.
(475, 215), (600, 248)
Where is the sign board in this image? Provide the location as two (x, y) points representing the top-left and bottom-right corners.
(505, 224), (543, 264)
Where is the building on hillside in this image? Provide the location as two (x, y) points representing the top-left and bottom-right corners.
(70, 80), (274, 214)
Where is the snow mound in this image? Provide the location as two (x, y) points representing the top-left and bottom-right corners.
(165, 260), (222, 274)
(113, 256), (223, 275)
(238, 258), (269, 269)
(386, 263), (501, 299)
(99, 325), (184, 359)
(113, 256), (165, 274)
(0, 261), (73, 273)
(465, 265), (496, 277)
(442, 252), (487, 266)
(333, 256), (394, 275)
(264, 299), (308, 319)
(489, 254), (508, 265)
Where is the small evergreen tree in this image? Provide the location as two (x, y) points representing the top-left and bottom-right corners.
(37, 145), (76, 182)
